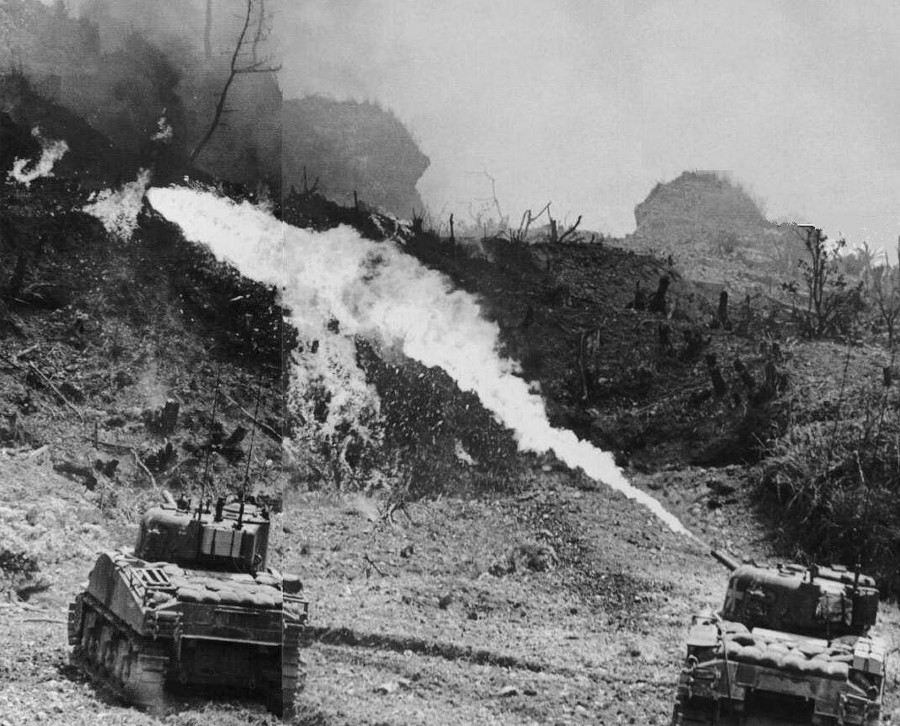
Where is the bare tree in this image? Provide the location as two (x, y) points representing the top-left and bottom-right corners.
(190, 0), (281, 164)
(865, 239), (900, 347)
(794, 225), (863, 338)
(549, 210), (582, 243)
(507, 202), (550, 243)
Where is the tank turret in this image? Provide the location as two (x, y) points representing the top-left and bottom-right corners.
(710, 550), (879, 638)
(134, 493), (271, 574)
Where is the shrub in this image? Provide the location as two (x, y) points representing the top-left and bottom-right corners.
(758, 389), (900, 594)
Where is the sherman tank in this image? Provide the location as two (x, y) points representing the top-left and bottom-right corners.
(672, 550), (884, 725)
(68, 490), (308, 718)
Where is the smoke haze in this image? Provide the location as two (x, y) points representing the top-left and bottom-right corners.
(282, 0), (900, 250)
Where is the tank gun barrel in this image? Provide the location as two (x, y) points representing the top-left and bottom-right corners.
(711, 549), (740, 572)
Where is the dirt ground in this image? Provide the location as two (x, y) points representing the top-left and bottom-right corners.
(286, 464), (900, 725)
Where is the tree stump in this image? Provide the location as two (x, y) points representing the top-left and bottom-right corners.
(705, 353), (728, 397)
(648, 276), (670, 314)
(160, 399), (180, 435)
(717, 290), (732, 331)
(733, 358), (755, 391)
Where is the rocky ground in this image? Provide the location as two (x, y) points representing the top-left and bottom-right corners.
(287, 464), (900, 725)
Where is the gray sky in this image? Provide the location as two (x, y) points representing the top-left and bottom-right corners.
(282, 0), (900, 249)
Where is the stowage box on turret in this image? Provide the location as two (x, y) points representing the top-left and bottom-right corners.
(68, 491), (308, 717)
(672, 551), (885, 725)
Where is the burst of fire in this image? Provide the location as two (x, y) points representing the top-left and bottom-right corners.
(7, 127), (69, 187)
(146, 186), (697, 538)
(82, 169), (152, 240)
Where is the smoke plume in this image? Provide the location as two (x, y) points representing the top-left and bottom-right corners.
(147, 186), (698, 538)
(8, 127), (68, 187)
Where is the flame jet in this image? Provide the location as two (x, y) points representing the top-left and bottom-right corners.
(147, 186), (699, 540)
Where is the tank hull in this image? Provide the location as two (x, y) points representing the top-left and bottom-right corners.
(68, 550), (307, 717)
(672, 619), (884, 726)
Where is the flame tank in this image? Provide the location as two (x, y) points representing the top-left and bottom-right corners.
(68, 499), (307, 718)
(672, 559), (885, 725)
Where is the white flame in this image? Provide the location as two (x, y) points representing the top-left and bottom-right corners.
(147, 186), (696, 538)
(151, 112), (173, 143)
(7, 127), (68, 187)
(82, 169), (152, 241)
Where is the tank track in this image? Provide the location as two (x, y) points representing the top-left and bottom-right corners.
(69, 593), (170, 713)
(671, 701), (846, 726)
(273, 621), (303, 720)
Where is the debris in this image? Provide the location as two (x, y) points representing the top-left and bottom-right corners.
(93, 459), (119, 478)
(131, 450), (157, 489)
(489, 542), (558, 576)
(59, 381), (84, 404)
(220, 390), (282, 442)
(26, 362), (84, 421)
(144, 399), (180, 434)
(53, 460), (97, 490)
(28, 445), (49, 458)
(363, 554), (385, 578)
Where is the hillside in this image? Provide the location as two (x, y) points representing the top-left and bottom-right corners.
(622, 171), (805, 293)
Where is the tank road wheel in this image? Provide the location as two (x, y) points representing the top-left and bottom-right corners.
(79, 608), (102, 665)
(67, 596), (84, 646)
(122, 639), (170, 715)
(113, 638), (130, 683)
(99, 623), (118, 674)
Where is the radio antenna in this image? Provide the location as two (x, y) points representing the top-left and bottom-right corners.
(198, 364), (222, 521)
(236, 373), (264, 529)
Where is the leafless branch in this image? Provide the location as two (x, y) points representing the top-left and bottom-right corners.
(557, 215), (582, 243)
(190, 0), (280, 164)
(27, 362), (83, 421)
